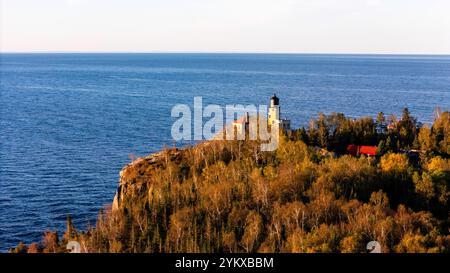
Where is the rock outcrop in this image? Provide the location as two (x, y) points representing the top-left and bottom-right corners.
(112, 149), (183, 211)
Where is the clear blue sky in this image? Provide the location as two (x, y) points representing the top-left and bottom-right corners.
(1, 0), (449, 53)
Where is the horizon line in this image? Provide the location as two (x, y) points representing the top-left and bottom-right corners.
(1, 51), (450, 56)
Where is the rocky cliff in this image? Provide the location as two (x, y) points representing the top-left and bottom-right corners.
(112, 148), (184, 211)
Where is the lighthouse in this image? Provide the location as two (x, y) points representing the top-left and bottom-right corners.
(268, 94), (280, 126)
(268, 94), (291, 132)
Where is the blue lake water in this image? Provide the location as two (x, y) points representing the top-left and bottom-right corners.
(1, 53), (450, 251)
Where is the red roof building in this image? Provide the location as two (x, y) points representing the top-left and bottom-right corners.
(347, 145), (377, 157)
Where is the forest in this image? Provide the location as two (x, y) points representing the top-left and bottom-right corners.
(11, 109), (450, 253)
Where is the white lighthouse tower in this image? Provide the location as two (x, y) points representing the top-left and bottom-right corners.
(268, 94), (280, 126)
(268, 94), (291, 131)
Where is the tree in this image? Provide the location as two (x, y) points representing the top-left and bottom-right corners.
(413, 172), (435, 200)
(293, 127), (309, 144)
(380, 153), (409, 174)
(340, 236), (360, 253)
(426, 157), (450, 206)
(395, 232), (428, 253)
(168, 207), (195, 252)
(63, 215), (78, 242)
(42, 231), (59, 253)
(432, 111), (450, 155)
(302, 224), (339, 253)
(376, 112), (386, 125)
(317, 113), (329, 148)
(240, 211), (263, 253)
(377, 140), (388, 157)
(11, 242), (28, 253)
(250, 169), (270, 208)
(397, 108), (418, 148)
(370, 190), (389, 208)
(307, 120), (318, 146)
(427, 157), (450, 177)
(418, 126), (434, 153)
(27, 243), (40, 253)
(276, 140), (309, 164)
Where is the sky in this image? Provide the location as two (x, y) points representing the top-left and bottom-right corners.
(1, 0), (450, 54)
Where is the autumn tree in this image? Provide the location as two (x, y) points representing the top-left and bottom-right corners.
(240, 211), (263, 253)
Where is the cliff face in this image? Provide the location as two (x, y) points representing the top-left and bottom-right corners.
(112, 149), (183, 211)
(111, 140), (231, 213)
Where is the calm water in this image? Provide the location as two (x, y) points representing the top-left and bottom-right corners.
(1, 53), (450, 251)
